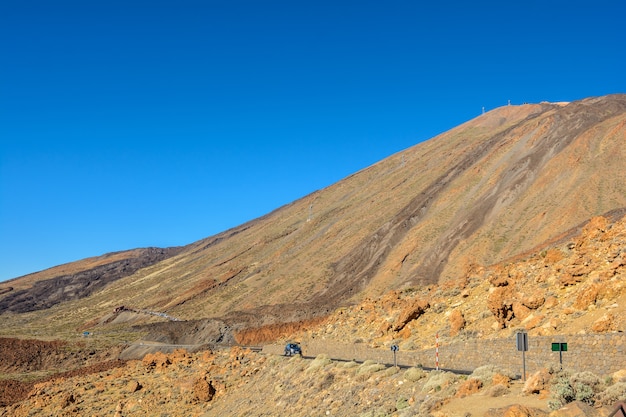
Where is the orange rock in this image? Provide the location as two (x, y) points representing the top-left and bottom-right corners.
(492, 373), (511, 387)
(142, 352), (172, 370)
(397, 326), (412, 340)
(544, 248), (564, 264)
(513, 302), (531, 321)
(549, 400), (604, 416)
(392, 299), (429, 331)
(455, 377), (482, 398)
(524, 314), (545, 331)
(191, 376), (216, 402)
(591, 313), (614, 332)
(544, 296), (559, 309)
(523, 368), (552, 394)
(449, 309), (465, 337)
(127, 380), (142, 393)
(487, 285), (515, 328)
(573, 284), (599, 309)
(522, 293), (545, 309)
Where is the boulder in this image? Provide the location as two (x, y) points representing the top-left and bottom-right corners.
(392, 299), (430, 331)
(573, 284), (599, 309)
(591, 313), (615, 332)
(455, 377), (482, 398)
(523, 369), (552, 394)
(548, 400), (603, 417)
(487, 286), (515, 328)
(192, 376), (216, 402)
(449, 309), (466, 336)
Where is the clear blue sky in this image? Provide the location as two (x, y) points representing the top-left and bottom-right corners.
(1, 1), (624, 281)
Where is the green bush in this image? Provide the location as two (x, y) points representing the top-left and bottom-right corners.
(404, 367), (426, 382)
(487, 384), (509, 397)
(422, 370), (457, 394)
(396, 396), (409, 410)
(470, 364), (514, 384)
(306, 354), (332, 373)
(549, 370), (603, 410)
(356, 361), (386, 376)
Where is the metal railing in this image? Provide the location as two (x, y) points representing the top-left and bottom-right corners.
(608, 403), (626, 417)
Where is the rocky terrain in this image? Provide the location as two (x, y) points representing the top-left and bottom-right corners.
(1, 211), (626, 415)
(282, 212), (626, 351)
(1, 94), (626, 416)
(2, 95), (626, 340)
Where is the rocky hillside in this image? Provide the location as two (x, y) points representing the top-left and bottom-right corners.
(1, 207), (625, 416)
(0, 247), (183, 314)
(1, 94), (626, 344)
(277, 212), (626, 352)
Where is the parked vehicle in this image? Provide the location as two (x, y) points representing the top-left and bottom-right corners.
(284, 342), (302, 356)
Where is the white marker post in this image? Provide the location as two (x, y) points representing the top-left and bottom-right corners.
(435, 333), (439, 370)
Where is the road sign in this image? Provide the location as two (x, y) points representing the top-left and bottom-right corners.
(516, 332), (529, 352)
(515, 331), (529, 381)
(390, 345), (399, 367)
(552, 342), (568, 368)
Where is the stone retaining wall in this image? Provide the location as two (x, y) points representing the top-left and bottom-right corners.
(263, 333), (625, 376)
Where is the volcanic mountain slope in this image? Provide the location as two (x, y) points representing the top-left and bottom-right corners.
(0, 248), (183, 314)
(1, 94), (626, 340)
(2, 212), (626, 416)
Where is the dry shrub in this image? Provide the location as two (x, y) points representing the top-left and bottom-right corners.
(384, 366), (399, 376)
(470, 364), (514, 384)
(422, 371), (457, 394)
(404, 367), (426, 382)
(595, 382), (626, 406)
(306, 354), (332, 373)
(548, 370), (604, 410)
(341, 360), (359, 369)
(486, 384), (510, 397)
(418, 395), (446, 415)
(356, 361), (386, 376)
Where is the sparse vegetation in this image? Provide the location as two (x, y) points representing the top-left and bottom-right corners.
(596, 382), (626, 406)
(548, 369), (605, 410)
(2, 95), (626, 415)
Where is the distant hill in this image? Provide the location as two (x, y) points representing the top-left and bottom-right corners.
(1, 94), (626, 342)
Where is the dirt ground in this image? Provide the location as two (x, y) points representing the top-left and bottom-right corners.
(436, 380), (549, 416)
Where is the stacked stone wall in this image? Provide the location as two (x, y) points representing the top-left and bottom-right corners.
(263, 333), (625, 376)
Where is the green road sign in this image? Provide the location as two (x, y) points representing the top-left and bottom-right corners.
(551, 342), (567, 351)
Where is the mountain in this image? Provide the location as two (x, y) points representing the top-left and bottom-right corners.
(2, 94), (626, 416)
(1, 94), (626, 343)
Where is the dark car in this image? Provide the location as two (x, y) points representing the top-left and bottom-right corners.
(284, 342), (302, 356)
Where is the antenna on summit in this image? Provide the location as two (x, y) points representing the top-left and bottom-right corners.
(482, 106), (485, 114)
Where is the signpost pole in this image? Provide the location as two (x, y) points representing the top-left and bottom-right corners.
(435, 333), (439, 371)
(516, 331), (529, 381)
(551, 342), (567, 369)
(390, 345), (399, 367)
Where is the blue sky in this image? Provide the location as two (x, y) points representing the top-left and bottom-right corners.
(1, 1), (625, 281)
